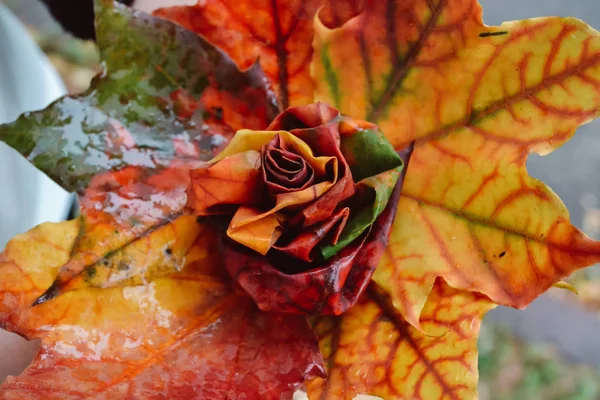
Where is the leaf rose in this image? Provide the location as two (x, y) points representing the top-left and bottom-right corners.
(187, 102), (412, 314)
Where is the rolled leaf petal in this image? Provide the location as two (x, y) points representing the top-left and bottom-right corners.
(223, 144), (413, 315)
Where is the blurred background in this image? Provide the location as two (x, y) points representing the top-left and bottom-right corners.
(1, 0), (600, 399)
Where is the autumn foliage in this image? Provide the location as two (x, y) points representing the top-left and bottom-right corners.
(2, 0), (600, 399)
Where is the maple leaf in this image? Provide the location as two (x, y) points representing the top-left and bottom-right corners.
(306, 281), (494, 399)
(0, 0), (277, 302)
(153, 0), (365, 109)
(311, 0), (600, 329)
(1, 0), (600, 399)
(0, 220), (324, 399)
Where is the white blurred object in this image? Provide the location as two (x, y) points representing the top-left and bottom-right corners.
(134, 0), (195, 13)
(294, 391), (382, 400)
(0, 4), (72, 249)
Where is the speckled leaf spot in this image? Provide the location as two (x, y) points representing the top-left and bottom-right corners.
(313, 0), (600, 328)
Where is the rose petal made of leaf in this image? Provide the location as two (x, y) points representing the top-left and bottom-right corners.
(187, 151), (264, 215)
(211, 129), (336, 175)
(269, 103), (356, 227)
(306, 282), (495, 400)
(339, 124), (402, 182)
(223, 231), (365, 315)
(197, 129), (339, 254)
(263, 135), (316, 193)
(226, 178), (335, 254)
(0, 221), (324, 399)
(187, 126), (340, 254)
(223, 147), (409, 315)
(321, 167), (401, 260)
(267, 132), (338, 179)
(313, 0), (600, 328)
(227, 207), (285, 256)
(275, 207), (350, 262)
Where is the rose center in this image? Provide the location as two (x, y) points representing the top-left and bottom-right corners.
(263, 137), (315, 194)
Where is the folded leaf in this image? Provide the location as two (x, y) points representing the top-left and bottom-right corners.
(1, 0), (275, 305)
(339, 125), (402, 182)
(306, 281), (495, 399)
(188, 151), (264, 215)
(268, 103), (356, 228)
(0, 221), (325, 399)
(227, 207), (285, 255)
(275, 207), (350, 262)
(321, 167), (401, 260)
(313, 0), (600, 327)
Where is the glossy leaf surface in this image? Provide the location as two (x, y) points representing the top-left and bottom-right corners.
(0, 0), (275, 304)
(0, 0), (276, 193)
(306, 282), (494, 400)
(0, 221), (324, 399)
(313, 0), (600, 327)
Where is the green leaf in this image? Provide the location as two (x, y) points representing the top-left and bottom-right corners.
(0, 0), (277, 193)
(320, 128), (404, 259)
(340, 128), (402, 182)
(321, 167), (401, 259)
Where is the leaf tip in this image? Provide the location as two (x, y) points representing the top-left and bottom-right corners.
(552, 280), (579, 295)
(32, 281), (60, 307)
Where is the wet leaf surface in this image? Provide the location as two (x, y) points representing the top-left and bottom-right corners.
(0, 0), (276, 304)
(1, 0), (276, 193)
(0, 221), (324, 399)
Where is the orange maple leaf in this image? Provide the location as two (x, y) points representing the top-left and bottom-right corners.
(0, 221), (324, 399)
(310, 0), (600, 328)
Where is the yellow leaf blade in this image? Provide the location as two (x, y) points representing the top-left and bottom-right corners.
(0, 221), (324, 398)
(307, 282), (495, 399)
(313, 0), (600, 327)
